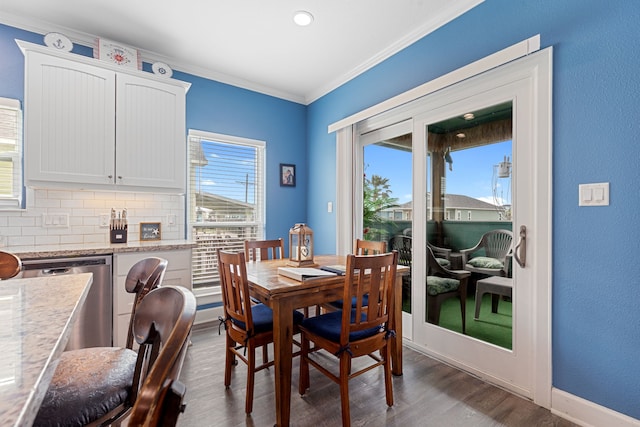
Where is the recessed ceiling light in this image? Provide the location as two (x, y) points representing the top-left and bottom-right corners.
(456, 133), (466, 138)
(293, 10), (314, 26)
(463, 113), (475, 120)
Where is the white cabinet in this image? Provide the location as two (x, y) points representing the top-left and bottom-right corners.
(20, 41), (190, 193)
(113, 249), (192, 347)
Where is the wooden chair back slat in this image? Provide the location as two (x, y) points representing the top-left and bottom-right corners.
(244, 239), (285, 261)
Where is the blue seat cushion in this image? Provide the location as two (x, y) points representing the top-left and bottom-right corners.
(300, 310), (382, 343)
(34, 347), (138, 427)
(231, 303), (304, 334)
(327, 294), (369, 310)
(426, 276), (460, 296)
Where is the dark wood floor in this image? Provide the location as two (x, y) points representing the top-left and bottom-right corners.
(177, 325), (577, 427)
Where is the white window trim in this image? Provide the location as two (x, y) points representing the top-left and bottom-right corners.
(187, 129), (266, 296)
(0, 97), (23, 210)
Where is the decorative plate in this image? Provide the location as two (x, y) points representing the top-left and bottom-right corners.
(44, 32), (73, 52)
(95, 38), (140, 69)
(151, 62), (173, 78)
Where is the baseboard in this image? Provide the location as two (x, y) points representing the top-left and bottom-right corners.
(551, 388), (640, 427)
(194, 305), (224, 326)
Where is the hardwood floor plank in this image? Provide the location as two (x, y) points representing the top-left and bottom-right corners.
(177, 326), (576, 427)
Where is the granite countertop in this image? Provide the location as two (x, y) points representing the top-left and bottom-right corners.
(7, 239), (197, 260)
(0, 273), (93, 427)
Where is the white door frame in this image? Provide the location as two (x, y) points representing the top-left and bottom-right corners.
(334, 47), (552, 407)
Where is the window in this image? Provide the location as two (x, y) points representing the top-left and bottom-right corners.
(468, 211), (472, 220)
(188, 130), (265, 289)
(0, 98), (23, 209)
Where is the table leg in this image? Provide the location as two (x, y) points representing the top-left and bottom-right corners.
(272, 299), (294, 427)
(391, 271), (403, 376)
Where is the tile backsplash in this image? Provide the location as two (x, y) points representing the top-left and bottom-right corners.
(0, 188), (185, 248)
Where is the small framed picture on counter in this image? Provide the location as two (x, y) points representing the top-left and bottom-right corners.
(140, 222), (161, 241)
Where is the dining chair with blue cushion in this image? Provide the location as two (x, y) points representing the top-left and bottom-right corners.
(322, 238), (386, 313)
(217, 249), (304, 415)
(298, 251), (398, 427)
(243, 238), (285, 261)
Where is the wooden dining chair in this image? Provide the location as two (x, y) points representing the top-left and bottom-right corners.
(298, 251), (398, 427)
(217, 249), (304, 414)
(33, 257), (170, 427)
(354, 238), (386, 255)
(244, 238), (301, 358)
(322, 239), (387, 313)
(244, 238), (285, 261)
(0, 251), (21, 279)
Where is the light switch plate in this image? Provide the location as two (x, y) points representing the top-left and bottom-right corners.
(579, 182), (609, 206)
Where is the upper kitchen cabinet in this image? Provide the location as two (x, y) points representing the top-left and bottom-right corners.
(18, 41), (191, 193)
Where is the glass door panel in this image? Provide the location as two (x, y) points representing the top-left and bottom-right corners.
(425, 101), (513, 349)
(362, 131), (412, 313)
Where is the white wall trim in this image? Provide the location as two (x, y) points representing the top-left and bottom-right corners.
(335, 127), (355, 255)
(551, 388), (640, 427)
(328, 35), (540, 134)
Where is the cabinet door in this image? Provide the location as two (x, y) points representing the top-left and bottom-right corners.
(113, 249), (192, 347)
(24, 52), (116, 186)
(115, 73), (186, 192)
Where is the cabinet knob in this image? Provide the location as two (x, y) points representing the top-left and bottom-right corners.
(117, 176), (123, 180)
(108, 175), (113, 179)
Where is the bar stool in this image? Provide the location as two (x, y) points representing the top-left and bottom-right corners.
(0, 251), (21, 279)
(33, 257), (168, 426)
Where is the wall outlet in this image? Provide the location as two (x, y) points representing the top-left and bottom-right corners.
(167, 214), (176, 226)
(43, 213), (69, 228)
(99, 214), (110, 228)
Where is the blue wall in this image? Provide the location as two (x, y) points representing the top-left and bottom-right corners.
(307, 0), (640, 420)
(0, 23), (307, 247)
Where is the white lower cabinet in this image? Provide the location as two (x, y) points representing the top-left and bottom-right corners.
(113, 249), (192, 347)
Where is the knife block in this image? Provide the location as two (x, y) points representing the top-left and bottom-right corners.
(110, 226), (128, 244)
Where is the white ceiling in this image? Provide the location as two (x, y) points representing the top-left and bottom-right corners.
(0, 0), (482, 104)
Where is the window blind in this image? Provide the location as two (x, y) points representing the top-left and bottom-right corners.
(188, 130), (265, 288)
(0, 98), (22, 209)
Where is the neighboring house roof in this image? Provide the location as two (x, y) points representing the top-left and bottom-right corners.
(443, 194), (498, 210)
(195, 191), (253, 210)
(381, 194), (498, 211)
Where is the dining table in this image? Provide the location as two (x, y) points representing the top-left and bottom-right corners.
(0, 272), (93, 427)
(245, 254), (408, 427)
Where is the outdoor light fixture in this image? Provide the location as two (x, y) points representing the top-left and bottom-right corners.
(463, 113), (475, 120)
(288, 223), (315, 267)
(293, 10), (314, 26)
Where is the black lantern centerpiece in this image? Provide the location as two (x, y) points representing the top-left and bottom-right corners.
(288, 223), (316, 267)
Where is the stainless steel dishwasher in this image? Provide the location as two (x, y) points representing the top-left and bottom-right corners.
(19, 255), (113, 349)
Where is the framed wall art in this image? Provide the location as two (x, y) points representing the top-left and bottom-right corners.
(280, 163), (296, 187)
(140, 222), (162, 241)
